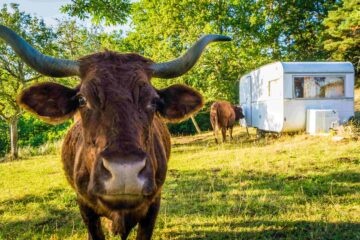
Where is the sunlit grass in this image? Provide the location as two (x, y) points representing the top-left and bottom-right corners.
(1, 127), (360, 239)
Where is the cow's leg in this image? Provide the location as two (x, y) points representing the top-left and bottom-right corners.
(136, 196), (161, 240)
(213, 125), (219, 144)
(211, 118), (218, 143)
(229, 127), (233, 141)
(118, 214), (137, 240)
(221, 127), (227, 142)
(78, 201), (105, 240)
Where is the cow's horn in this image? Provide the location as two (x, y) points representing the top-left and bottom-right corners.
(0, 25), (80, 77)
(150, 34), (231, 79)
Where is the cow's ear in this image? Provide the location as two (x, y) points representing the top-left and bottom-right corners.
(18, 82), (79, 124)
(156, 84), (203, 122)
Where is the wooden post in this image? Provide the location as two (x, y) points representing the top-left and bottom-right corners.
(245, 125), (250, 137)
(240, 118), (250, 137)
(191, 115), (201, 134)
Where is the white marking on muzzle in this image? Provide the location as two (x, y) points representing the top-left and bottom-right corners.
(102, 158), (146, 195)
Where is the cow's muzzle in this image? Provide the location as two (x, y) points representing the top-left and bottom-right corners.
(88, 153), (156, 202)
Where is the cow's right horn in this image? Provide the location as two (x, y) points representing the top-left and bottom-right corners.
(150, 34), (231, 79)
(0, 25), (80, 77)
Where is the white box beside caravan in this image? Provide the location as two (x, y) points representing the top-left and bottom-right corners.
(306, 109), (339, 135)
(239, 62), (355, 132)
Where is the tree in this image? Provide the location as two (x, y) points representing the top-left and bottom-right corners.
(323, 0), (360, 78)
(0, 16), (113, 159)
(253, 0), (337, 61)
(59, 0), (339, 102)
(61, 0), (131, 25)
(123, 1), (238, 102)
(124, 0), (337, 101)
(0, 119), (9, 158)
(52, 18), (101, 87)
(0, 3), (56, 159)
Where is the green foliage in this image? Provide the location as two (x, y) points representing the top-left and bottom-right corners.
(0, 119), (9, 157)
(52, 18), (112, 87)
(61, 0), (131, 25)
(0, 113), (71, 158)
(0, 3), (56, 122)
(0, 3), (60, 158)
(54, 18), (111, 59)
(18, 113), (71, 147)
(124, 0), (240, 103)
(323, 0), (360, 77)
(119, 0), (337, 132)
(121, 0), (337, 106)
(0, 9), (110, 157)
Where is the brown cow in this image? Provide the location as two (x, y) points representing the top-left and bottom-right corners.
(210, 101), (244, 143)
(0, 25), (230, 240)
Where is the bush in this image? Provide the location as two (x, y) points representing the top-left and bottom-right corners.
(18, 113), (72, 147)
(0, 113), (72, 158)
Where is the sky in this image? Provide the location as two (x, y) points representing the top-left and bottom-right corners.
(2, 0), (73, 26)
(1, 0), (126, 32)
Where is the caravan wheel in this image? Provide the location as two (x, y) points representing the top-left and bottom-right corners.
(256, 129), (266, 139)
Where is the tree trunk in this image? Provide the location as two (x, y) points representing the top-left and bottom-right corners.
(191, 115), (201, 134)
(10, 117), (18, 160)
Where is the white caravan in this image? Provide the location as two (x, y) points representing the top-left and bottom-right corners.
(239, 62), (355, 133)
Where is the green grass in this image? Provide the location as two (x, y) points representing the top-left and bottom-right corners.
(1, 127), (360, 239)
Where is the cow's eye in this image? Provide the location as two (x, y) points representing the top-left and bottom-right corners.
(151, 98), (163, 110)
(78, 96), (87, 107)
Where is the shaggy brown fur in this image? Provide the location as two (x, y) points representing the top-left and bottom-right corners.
(210, 101), (244, 143)
(18, 51), (203, 240)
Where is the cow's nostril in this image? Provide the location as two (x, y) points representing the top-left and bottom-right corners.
(100, 158), (112, 179)
(142, 181), (156, 196)
(101, 157), (110, 171)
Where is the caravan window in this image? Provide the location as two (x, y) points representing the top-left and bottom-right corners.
(293, 76), (344, 98)
(268, 79), (280, 97)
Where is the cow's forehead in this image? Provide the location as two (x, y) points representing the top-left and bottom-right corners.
(76, 52), (155, 102)
(78, 52), (153, 91)
(79, 51), (153, 78)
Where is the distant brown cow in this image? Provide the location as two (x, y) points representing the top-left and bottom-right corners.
(0, 24), (230, 240)
(210, 101), (244, 143)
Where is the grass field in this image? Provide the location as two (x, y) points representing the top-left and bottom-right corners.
(1, 127), (360, 239)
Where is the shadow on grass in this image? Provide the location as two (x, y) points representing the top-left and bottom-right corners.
(163, 169), (360, 230)
(166, 168), (360, 201)
(0, 188), (84, 239)
(160, 169), (360, 239)
(169, 221), (360, 239)
(1, 169), (359, 239)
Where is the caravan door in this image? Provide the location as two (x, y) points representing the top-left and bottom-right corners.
(240, 75), (252, 126)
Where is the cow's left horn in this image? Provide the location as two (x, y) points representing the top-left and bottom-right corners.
(150, 34), (231, 79)
(0, 25), (80, 77)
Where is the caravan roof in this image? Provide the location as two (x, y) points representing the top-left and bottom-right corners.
(280, 62), (354, 74)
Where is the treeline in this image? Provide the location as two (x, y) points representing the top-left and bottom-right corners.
(0, 0), (358, 159)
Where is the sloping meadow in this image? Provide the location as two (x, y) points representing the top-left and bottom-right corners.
(0, 127), (359, 239)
